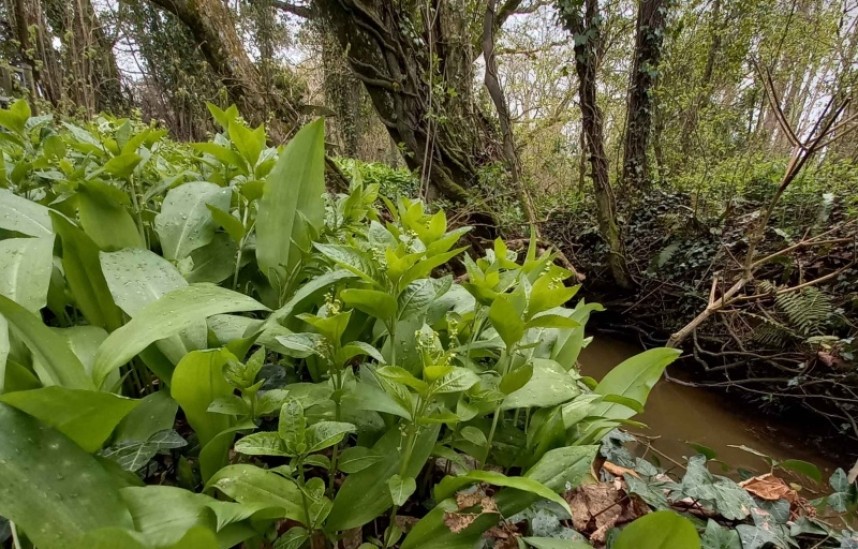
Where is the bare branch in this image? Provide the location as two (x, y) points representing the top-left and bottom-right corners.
(269, 0), (313, 18)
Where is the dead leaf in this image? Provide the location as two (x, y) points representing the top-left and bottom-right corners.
(848, 459), (858, 484)
(565, 482), (648, 544)
(739, 473), (798, 503)
(340, 527), (362, 549)
(484, 520), (525, 549)
(443, 512), (479, 534)
(394, 515), (419, 534)
(603, 461), (640, 479)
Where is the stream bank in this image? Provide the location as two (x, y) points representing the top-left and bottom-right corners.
(579, 336), (846, 488)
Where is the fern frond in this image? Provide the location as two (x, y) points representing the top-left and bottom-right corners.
(775, 287), (833, 336)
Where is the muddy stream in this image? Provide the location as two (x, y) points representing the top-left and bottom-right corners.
(579, 337), (845, 487)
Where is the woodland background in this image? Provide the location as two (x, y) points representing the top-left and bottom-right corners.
(2, 0), (858, 446)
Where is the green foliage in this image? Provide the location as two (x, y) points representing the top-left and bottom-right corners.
(0, 101), (848, 548)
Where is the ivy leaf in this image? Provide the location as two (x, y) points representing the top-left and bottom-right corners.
(680, 455), (754, 520)
(701, 519), (742, 549)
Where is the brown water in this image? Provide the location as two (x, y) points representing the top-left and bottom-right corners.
(579, 337), (845, 487)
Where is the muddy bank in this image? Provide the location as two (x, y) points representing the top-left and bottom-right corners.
(579, 336), (846, 487)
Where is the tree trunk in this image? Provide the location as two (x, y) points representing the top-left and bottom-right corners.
(482, 0), (538, 230)
(11, 0), (63, 107)
(680, 0), (721, 156)
(314, 0), (499, 205)
(621, 0), (666, 190)
(45, 0), (126, 114)
(146, 0), (348, 188)
(559, 0), (632, 289)
(147, 0), (297, 137)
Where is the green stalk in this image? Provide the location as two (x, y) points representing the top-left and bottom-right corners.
(127, 175), (147, 247)
(384, 399), (425, 548)
(328, 364), (344, 497)
(232, 198), (251, 291)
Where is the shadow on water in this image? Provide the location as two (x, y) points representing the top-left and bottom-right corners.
(579, 336), (845, 488)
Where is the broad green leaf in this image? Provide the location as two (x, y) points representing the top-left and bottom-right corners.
(276, 527), (310, 549)
(1, 387), (139, 452)
(307, 421), (356, 453)
(114, 390), (178, 443)
(93, 284), (267, 387)
(206, 204), (245, 242)
(0, 236), (53, 313)
(186, 233), (238, 284)
(52, 213), (124, 331)
(101, 248), (207, 363)
(376, 365), (428, 391)
(0, 187), (52, 238)
(313, 244), (376, 284)
(434, 470), (571, 517)
(501, 359), (579, 410)
(279, 398), (307, 454)
(341, 379), (412, 419)
(499, 364), (533, 395)
(779, 459), (822, 482)
(208, 464), (305, 523)
(234, 432), (289, 456)
(0, 316), (8, 391)
(0, 403), (133, 547)
(552, 300), (603, 369)
(431, 367), (480, 394)
(200, 422), (254, 482)
(120, 486), (216, 547)
(0, 99), (29, 133)
(338, 446), (383, 473)
(267, 270), (355, 325)
(274, 332), (325, 358)
(102, 153), (142, 179)
(71, 527), (148, 549)
(341, 288), (398, 323)
(489, 295), (524, 349)
(193, 142), (244, 169)
(614, 511), (701, 549)
(401, 445), (597, 549)
(0, 294), (92, 389)
(387, 474), (416, 506)
(256, 119), (326, 289)
(171, 349), (233, 446)
(154, 182), (232, 261)
(327, 424), (440, 531)
(206, 102), (239, 129)
(57, 325), (108, 376)
(593, 347), (680, 420)
(77, 181), (143, 251)
(100, 248), (188, 316)
(228, 121), (266, 167)
(338, 341), (386, 365)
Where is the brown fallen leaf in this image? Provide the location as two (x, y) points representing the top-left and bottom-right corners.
(566, 482), (649, 544)
(340, 527), (362, 549)
(603, 461), (640, 479)
(443, 512), (480, 534)
(739, 473), (798, 503)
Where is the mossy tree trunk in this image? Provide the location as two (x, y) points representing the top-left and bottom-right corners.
(558, 0), (633, 289)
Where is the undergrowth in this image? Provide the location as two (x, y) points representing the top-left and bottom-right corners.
(0, 100), (855, 548)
